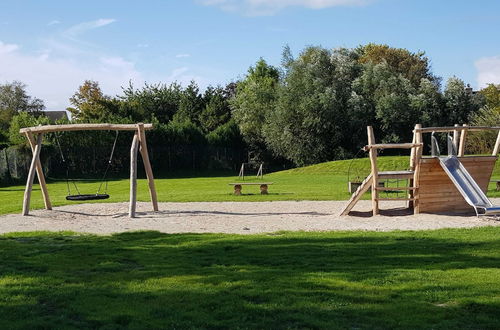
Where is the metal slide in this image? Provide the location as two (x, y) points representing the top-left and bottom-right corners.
(438, 156), (500, 216)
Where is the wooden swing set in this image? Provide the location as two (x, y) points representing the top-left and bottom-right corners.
(19, 123), (158, 218)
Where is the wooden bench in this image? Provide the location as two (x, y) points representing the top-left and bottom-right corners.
(229, 182), (273, 195)
(491, 180), (500, 191)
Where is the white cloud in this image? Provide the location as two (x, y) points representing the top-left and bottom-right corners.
(64, 18), (116, 40)
(175, 53), (191, 58)
(200, 0), (369, 15)
(0, 18), (212, 111)
(0, 40), (207, 111)
(476, 56), (500, 88)
(48, 20), (61, 26)
(0, 44), (143, 110)
(0, 41), (19, 53)
(137, 43), (149, 48)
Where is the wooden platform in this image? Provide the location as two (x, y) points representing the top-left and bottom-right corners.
(417, 156), (497, 213)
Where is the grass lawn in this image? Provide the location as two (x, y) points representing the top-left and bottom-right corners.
(1, 156), (500, 215)
(0, 228), (499, 329)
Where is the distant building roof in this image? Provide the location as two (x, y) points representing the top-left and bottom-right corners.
(42, 110), (68, 122)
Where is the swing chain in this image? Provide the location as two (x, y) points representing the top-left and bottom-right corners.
(96, 130), (119, 195)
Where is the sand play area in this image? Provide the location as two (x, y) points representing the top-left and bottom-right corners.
(0, 199), (499, 234)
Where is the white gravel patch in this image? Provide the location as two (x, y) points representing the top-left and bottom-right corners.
(0, 200), (499, 235)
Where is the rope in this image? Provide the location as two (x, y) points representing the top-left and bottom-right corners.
(96, 131), (119, 195)
(54, 132), (80, 196)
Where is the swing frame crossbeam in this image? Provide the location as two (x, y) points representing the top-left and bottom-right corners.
(20, 123), (158, 218)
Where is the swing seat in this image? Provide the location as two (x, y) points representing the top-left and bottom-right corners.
(66, 194), (110, 201)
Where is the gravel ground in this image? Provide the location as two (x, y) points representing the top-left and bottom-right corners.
(1, 199), (499, 234)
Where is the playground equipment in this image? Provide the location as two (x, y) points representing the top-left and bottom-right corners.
(233, 162), (272, 195)
(54, 130), (119, 201)
(238, 162), (264, 180)
(341, 124), (500, 216)
(19, 123), (158, 218)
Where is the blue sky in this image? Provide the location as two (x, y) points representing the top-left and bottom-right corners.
(1, 0), (499, 110)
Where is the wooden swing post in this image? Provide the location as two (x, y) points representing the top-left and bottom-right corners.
(137, 123), (158, 212)
(24, 130), (51, 211)
(22, 132), (43, 216)
(129, 133), (140, 218)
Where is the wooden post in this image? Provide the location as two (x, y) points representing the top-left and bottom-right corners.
(408, 128), (417, 208)
(413, 124), (423, 214)
(367, 126), (379, 215)
(410, 128), (417, 170)
(129, 133), (139, 218)
(493, 131), (500, 156)
(137, 123), (158, 212)
(238, 163), (244, 180)
(458, 124), (468, 157)
(25, 131), (52, 210)
(452, 124), (459, 154)
(22, 133), (43, 216)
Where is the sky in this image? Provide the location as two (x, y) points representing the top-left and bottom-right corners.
(1, 0), (500, 111)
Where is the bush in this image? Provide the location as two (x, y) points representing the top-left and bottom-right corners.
(8, 112), (51, 146)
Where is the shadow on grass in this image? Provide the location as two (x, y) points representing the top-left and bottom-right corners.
(0, 230), (499, 328)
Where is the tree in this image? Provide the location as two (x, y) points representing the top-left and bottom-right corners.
(199, 86), (231, 133)
(264, 47), (358, 165)
(176, 81), (204, 125)
(8, 112), (50, 145)
(0, 81), (45, 139)
(410, 78), (445, 127)
(67, 80), (111, 121)
(359, 43), (436, 88)
(480, 83), (500, 110)
(120, 82), (182, 123)
(443, 77), (482, 125)
(230, 58), (280, 157)
(467, 84), (500, 153)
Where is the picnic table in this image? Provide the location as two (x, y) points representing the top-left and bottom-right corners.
(228, 182), (273, 195)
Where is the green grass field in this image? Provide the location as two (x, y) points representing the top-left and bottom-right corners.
(1, 156), (500, 215)
(1, 228), (499, 329)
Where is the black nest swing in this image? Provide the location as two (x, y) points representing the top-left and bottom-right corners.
(55, 131), (119, 201)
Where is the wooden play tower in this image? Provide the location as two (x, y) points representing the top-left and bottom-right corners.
(341, 124), (500, 216)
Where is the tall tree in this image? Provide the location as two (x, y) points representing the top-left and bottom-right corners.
(67, 80), (111, 121)
(230, 58), (280, 157)
(468, 84), (500, 153)
(177, 81), (204, 125)
(0, 81), (44, 141)
(443, 77), (482, 125)
(199, 86), (231, 133)
(359, 43), (436, 88)
(120, 82), (182, 123)
(264, 47), (360, 165)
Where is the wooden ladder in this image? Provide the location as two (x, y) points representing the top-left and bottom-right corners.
(340, 174), (373, 216)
